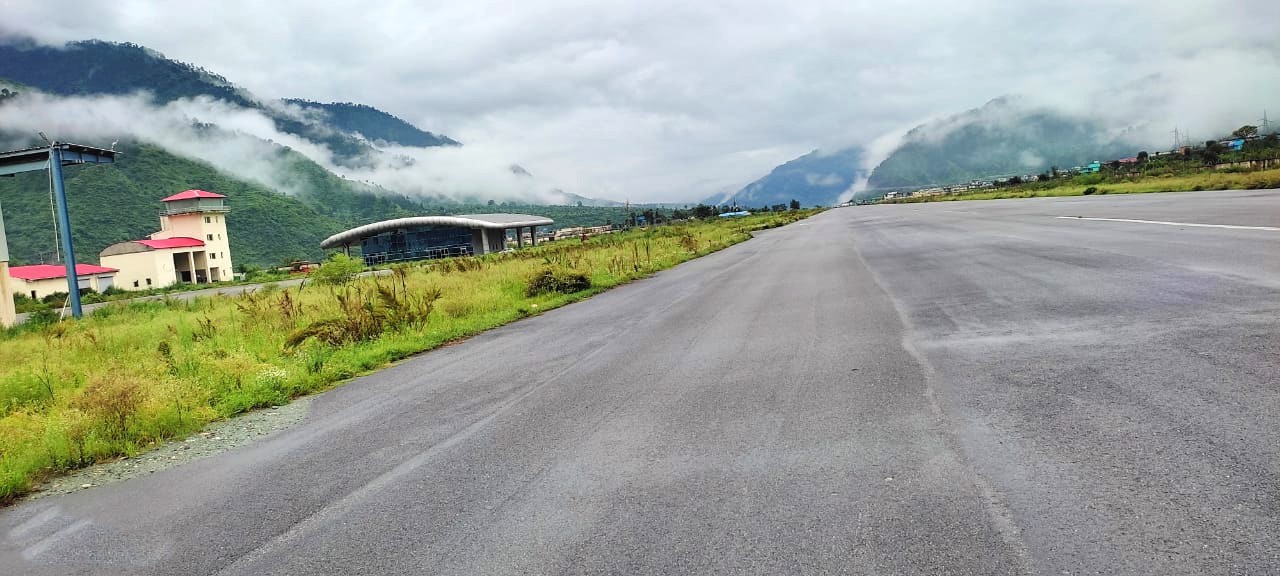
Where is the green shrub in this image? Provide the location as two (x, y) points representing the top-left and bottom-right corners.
(1082, 187), (1098, 195)
(526, 267), (592, 296)
(25, 308), (60, 327)
(310, 254), (365, 286)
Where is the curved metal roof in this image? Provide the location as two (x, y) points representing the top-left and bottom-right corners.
(320, 213), (555, 249)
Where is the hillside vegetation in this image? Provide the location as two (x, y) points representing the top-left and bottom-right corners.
(0, 142), (343, 266)
(721, 97), (1141, 207)
(0, 210), (817, 501)
(865, 97), (1138, 191)
(0, 37), (643, 268)
(0, 141), (677, 267)
(711, 148), (864, 208)
(285, 99), (459, 148)
(0, 39), (404, 166)
(883, 134), (1280, 203)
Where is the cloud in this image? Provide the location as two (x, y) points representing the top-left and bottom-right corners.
(1018, 150), (1045, 169)
(0, 90), (564, 202)
(1, 0), (1277, 202)
(804, 173), (844, 187)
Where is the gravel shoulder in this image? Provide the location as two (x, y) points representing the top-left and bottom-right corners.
(23, 399), (310, 502)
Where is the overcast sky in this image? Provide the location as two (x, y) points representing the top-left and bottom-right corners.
(3, 0), (1278, 202)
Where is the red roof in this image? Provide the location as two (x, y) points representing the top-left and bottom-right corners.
(137, 237), (205, 249)
(9, 263), (119, 281)
(161, 189), (226, 202)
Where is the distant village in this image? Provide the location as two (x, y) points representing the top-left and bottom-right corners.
(877, 123), (1278, 202)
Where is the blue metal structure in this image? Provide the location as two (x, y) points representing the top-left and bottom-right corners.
(359, 225), (474, 265)
(321, 214), (555, 265)
(0, 142), (118, 318)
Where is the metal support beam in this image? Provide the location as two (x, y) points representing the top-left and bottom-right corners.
(0, 142), (117, 321)
(0, 206), (13, 327)
(48, 146), (83, 318)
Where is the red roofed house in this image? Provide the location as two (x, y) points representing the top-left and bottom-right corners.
(99, 190), (233, 290)
(9, 263), (119, 300)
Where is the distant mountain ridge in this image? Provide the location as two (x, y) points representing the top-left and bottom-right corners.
(284, 99), (459, 148)
(0, 39), (460, 167)
(863, 97), (1141, 193)
(722, 96), (1149, 205)
(708, 147), (864, 208)
(0, 37), (623, 265)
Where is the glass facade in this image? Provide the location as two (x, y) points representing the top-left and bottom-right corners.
(359, 225), (474, 265)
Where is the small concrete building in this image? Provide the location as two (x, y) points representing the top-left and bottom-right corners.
(320, 214), (554, 266)
(100, 190), (234, 290)
(9, 263), (118, 300)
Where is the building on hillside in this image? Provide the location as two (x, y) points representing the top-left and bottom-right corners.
(9, 263), (118, 300)
(100, 190), (234, 290)
(320, 213), (554, 266)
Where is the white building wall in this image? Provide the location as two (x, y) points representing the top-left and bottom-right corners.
(155, 212), (232, 281)
(14, 274), (116, 300)
(101, 250), (177, 291)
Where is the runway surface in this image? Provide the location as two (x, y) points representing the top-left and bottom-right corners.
(2, 189), (1277, 574)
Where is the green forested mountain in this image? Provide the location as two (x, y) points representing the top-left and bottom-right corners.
(730, 97), (1148, 204)
(864, 97), (1140, 191)
(708, 148), (864, 208)
(0, 39), (458, 166)
(0, 140), (639, 267)
(285, 100), (459, 148)
(0, 36), (654, 267)
(0, 39), (251, 106)
(0, 142), (342, 266)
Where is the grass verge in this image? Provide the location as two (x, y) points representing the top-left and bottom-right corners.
(0, 210), (817, 502)
(885, 168), (1280, 203)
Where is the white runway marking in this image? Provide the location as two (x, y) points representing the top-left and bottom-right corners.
(1055, 216), (1280, 231)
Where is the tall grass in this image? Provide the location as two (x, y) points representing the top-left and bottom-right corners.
(0, 211), (816, 501)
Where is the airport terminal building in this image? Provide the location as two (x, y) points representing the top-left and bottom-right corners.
(320, 214), (554, 265)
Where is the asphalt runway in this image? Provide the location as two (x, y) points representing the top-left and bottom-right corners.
(2, 189), (1277, 574)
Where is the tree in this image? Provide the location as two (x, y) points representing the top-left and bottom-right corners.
(1232, 125), (1259, 139)
(789, 199), (801, 210)
(1136, 151), (1149, 163)
(691, 204), (716, 219)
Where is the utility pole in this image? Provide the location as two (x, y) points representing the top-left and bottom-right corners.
(1261, 111), (1272, 135)
(1171, 126), (1182, 150)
